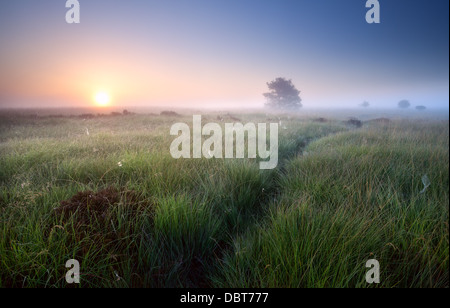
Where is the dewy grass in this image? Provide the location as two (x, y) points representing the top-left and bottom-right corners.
(214, 119), (449, 288)
(0, 113), (448, 287)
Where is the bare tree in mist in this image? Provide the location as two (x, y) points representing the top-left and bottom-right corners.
(398, 99), (411, 109)
(263, 77), (302, 110)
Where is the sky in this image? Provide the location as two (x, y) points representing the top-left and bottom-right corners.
(0, 0), (448, 110)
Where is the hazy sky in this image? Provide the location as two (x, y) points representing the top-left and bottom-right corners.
(0, 0), (448, 109)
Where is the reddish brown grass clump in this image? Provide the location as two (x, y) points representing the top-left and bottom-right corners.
(55, 187), (141, 225)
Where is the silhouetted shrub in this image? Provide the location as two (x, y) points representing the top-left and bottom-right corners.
(398, 100), (411, 109)
(161, 111), (180, 117)
(346, 118), (363, 128)
(79, 113), (95, 119)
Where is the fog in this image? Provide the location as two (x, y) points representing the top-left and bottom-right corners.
(0, 1), (448, 113)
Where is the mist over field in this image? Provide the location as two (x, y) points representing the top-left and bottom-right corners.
(0, 106), (448, 288)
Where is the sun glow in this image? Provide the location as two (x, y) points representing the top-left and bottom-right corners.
(94, 91), (111, 107)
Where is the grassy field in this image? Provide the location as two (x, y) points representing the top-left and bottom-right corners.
(0, 110), (448, 288)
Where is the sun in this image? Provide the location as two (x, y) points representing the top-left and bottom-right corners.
(94, 91), (111, 107)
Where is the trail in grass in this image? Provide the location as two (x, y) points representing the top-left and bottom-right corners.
(205, 122), (349, 286)
(212, 120), (449, 288)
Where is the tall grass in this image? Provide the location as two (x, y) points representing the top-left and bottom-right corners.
(213, 120), (449, 288)
(0, 114), (448, 287)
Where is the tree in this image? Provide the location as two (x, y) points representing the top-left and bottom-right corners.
(360, 101), (370, 108)
(398, 99), (411, 109)
(263, 77), (302, 110)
